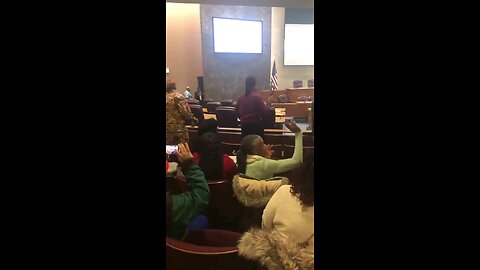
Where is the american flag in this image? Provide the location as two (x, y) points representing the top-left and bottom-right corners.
(270, 60), (278, 91)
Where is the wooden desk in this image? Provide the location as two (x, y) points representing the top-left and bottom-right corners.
(271, 102), (312, 118)
(203, 113), (284, 124)
(188, 125), (312, 134)
(260, 88), (314, 103)
(285, 88), (315, 102)
(204, 113), (217, 120)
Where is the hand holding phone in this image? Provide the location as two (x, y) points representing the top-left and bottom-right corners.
(166, 145), (178, 155)
(176, 143), (193, 163)
(285, 119), (301, 133)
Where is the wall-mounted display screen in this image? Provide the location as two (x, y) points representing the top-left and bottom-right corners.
(213, 17), (262, 54)
(284, 24), (314, 65)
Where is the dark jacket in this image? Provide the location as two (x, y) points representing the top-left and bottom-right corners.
(166, 158), (210, 239)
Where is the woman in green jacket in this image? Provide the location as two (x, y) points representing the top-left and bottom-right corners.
(236, 119), (303, 180)
(166, 143), (210, 240)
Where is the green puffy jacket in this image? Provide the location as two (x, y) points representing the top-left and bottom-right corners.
(166, 158), (210, 239)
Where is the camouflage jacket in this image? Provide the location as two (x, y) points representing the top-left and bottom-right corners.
(166, 91), (195, 144)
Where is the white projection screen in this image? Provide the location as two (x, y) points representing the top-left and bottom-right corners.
(213, 17), (262, 54)
(284, 24), (314, 65)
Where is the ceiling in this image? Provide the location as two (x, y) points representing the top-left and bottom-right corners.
(166, 0), (314, 9)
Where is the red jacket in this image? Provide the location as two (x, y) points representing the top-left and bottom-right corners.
(192, 153), (238, 180)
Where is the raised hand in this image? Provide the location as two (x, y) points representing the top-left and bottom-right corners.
(265, 144), (275, 158)
(285, 119), (301, 133)
(176, 143), (193, 163)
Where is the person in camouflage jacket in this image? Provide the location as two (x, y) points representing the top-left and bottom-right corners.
(166, 80), (196, 145)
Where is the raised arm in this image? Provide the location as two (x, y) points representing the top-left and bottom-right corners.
(170, 144), (210, 233)
(262, 131), (303, 174)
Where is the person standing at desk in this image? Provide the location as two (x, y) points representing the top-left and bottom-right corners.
(235, 76), (270, 139)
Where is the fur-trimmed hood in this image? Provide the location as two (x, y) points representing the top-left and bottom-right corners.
(238, 228), (314, 270)
(232, 174), (289, 208)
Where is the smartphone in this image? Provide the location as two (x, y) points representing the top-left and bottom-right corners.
(166, 145), (178, 155)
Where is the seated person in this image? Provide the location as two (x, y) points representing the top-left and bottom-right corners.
(237, 156), (314, 269)
(236, 119), (303, 179)
(262, 155), (314, 254)
(190, 119), (218, 153)
(192, 132), (238, 181)
(166, 143), (210, 240)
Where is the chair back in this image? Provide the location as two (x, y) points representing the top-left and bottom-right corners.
(283, 145), (315, 161)
(308, 79), (314, 87)
(216, 107), (239, 128)
(166, 229), (257, 270)
(205, 179), (242, 230)
(201, 98), (214, 107)
(262, 107), (275, 129)
(220, 99), (233, 106)
(293, 80), (303, 88)
(189, 104), (204, 123)
(222, 142), (240, 156)
(206, 102), (221, 113)
(298, 95), (309, 101)
(188, 99), (200, 105)
(278, 94), (289, 103)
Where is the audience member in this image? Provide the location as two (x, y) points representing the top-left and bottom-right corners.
(235, 76), (270, 139)
(166, 80), (196, 145)
(166, 143), (210, 240)
(194, 86), (204, 101)
(262, 154), (314, 254)
(189, 118), (218, 153)
(237, 119), (303, 179)
(192, 132), (238, 180)
(237, 156), (314, 269)
(183, 86), (192, 99)
(198, 118), (218, 135)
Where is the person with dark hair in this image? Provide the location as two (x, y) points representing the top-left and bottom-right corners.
(166, 80), (196, 145)
(192, 132), (238, 180)
(237, 156), (314, 268)
(166, 143), (210, 240)
(235, 76), (270, 139)
(261, 155), (314, 253)
(189, 118), (218, 154)
(236, 119), (303, 179)
(198, 118), (218, 136)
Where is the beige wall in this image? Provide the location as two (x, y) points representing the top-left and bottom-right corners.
(271, 7), (314, 90)
(166, 3), (203, 93)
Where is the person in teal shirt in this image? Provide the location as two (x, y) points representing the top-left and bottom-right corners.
(166, 143), (210, 239)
